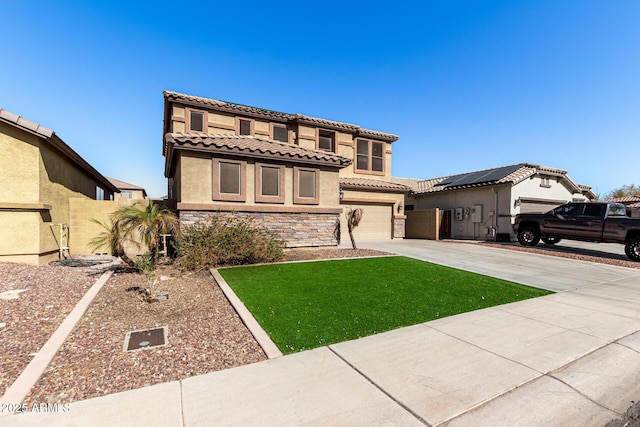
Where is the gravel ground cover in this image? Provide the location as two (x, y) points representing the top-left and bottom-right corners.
(1, 248), (388, 405)
(0, 263), (96, 397)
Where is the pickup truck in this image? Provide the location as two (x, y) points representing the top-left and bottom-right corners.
(513, 202), (640, 262)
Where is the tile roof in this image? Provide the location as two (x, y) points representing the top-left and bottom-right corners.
(164, 133), (352, 175)
(339, 177), (410, 193)
(602, 196), (640, 204)
(163, 91), (399, 142)
(0, 108), (118, 193)
(107, 177), (147, 193)
(392, 163), (584, 195)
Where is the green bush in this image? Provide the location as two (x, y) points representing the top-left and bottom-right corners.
(175, 215), (285, 271)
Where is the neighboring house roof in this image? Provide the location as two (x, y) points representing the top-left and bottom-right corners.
(601, 196), (640, 204)
(164, 133), (352, 176)
(107, 177), (148, 198)
(392, 163), (590, 196)
(0, 108), (118, 193)
(340, 177), (410, 193)
(163, 90), (399, 143)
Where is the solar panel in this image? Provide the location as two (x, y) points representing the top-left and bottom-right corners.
(436, 164), (523, 189)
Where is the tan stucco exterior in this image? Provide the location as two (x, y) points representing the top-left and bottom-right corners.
(163, 91), (405, 245)
(0, 116), (116, 264)
(175, 151), (340, 208)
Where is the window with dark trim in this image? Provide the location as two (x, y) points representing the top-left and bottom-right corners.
(272, 124), (289, 143)
(189, 110), (205, 132)
(294, 167), (319, 205)
(255, 163), (285, 203)
(356, 139), (384, 173)
(213, 159), (246, 201)
(239, 119), (252, 136)
(318, 131), (335, 152)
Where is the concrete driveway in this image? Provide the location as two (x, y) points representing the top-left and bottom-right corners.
(357, 239), (640, 292)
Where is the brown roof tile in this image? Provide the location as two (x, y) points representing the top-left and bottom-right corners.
(340, 177), (409, 193)
(107, 177), (147, 192)
(164, 133), (352, 169)
(163, 91), (398, 142)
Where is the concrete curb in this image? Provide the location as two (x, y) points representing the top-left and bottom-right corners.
(210, 268), (283, 359)
(0, 270), (114, 414)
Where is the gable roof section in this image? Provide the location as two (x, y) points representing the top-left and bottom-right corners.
(163, 91), (399, 144)
(0, 108), (118, 193)
(340, 177), (409, 193)
(164, 133), (352, 176)
(107, 177), (148, 197)
(392, 163), (587, 195)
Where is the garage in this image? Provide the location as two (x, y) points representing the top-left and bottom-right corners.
(519, 198), (568, 214)
(340, 203), (393, 242)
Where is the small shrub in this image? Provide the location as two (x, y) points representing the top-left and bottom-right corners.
(175, 216), (285, 271)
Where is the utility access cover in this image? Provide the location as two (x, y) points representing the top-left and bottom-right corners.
(124, 327), (168, 352)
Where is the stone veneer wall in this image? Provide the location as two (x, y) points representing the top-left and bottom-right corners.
(179, 210), (340, 247)
(393, 216), (406, 238)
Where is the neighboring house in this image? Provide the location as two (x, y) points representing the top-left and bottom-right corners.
(162, 90), (407, 246)
(393, 163), (595, 241)
(107, 177), (148, 202)
(602, 196), (640, 218)
(0, 109), (118, 264)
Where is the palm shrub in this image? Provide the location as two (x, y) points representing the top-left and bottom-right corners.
(89, 201), (180, 268)
(175, 215), (285, 271)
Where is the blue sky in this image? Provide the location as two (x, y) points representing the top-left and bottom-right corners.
(2, 1), (639, 198)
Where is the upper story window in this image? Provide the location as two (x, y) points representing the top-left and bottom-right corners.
(318, 131), (335, 152)
(96, 186), (105, 200)
(238, 119), (252, 136)
(188, 109), (205, 132)
(213, 159), (246, 202)
(120, 190), (132, 199)
(272, 124), (289, 143)
(540, 177), (551, 188)
(356, 139), (384, 173)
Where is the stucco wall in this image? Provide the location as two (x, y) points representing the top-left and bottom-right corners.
(0, 123), (113, 264)
(411, 186), (510, 240)
(177, 152), (341, 208)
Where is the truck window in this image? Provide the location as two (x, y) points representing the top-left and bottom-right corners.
(553, 204), (583, 217)
(583, 204), (604, 217)
(607, 204), (627, 217)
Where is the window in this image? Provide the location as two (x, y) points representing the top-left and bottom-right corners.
(238, 119), (252, 136)
(272, 124), (289, 143)
(255, 163), (285, 203)
(120, 190), (132, 199)
(96, 186), (104, 200)
(356, 139), (385, 173)
(318, 131), (335, 152)
(294, 167), (319, 205)
(213, 159), (246, 201)
(540, 177), (551, 188)
(188, 110), (205, 132)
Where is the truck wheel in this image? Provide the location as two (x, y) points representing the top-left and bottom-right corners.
(517, 227), (540, 246)
(542, 237), (561, 245)
(625, 238), (640, 262)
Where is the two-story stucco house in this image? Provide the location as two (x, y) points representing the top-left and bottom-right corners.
(162, 91), (408, 246)
(0, 108), (117, 264)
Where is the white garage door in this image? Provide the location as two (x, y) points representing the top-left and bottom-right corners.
(520, 200), (565, 214)
(340, 204), (393, 242)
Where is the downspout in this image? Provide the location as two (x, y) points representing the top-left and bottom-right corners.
(492, 187), (499, 233)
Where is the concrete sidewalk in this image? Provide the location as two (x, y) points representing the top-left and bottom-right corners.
(5, 240), (640, 426)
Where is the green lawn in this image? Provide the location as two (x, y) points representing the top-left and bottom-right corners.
(219, 256), (551, 354)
